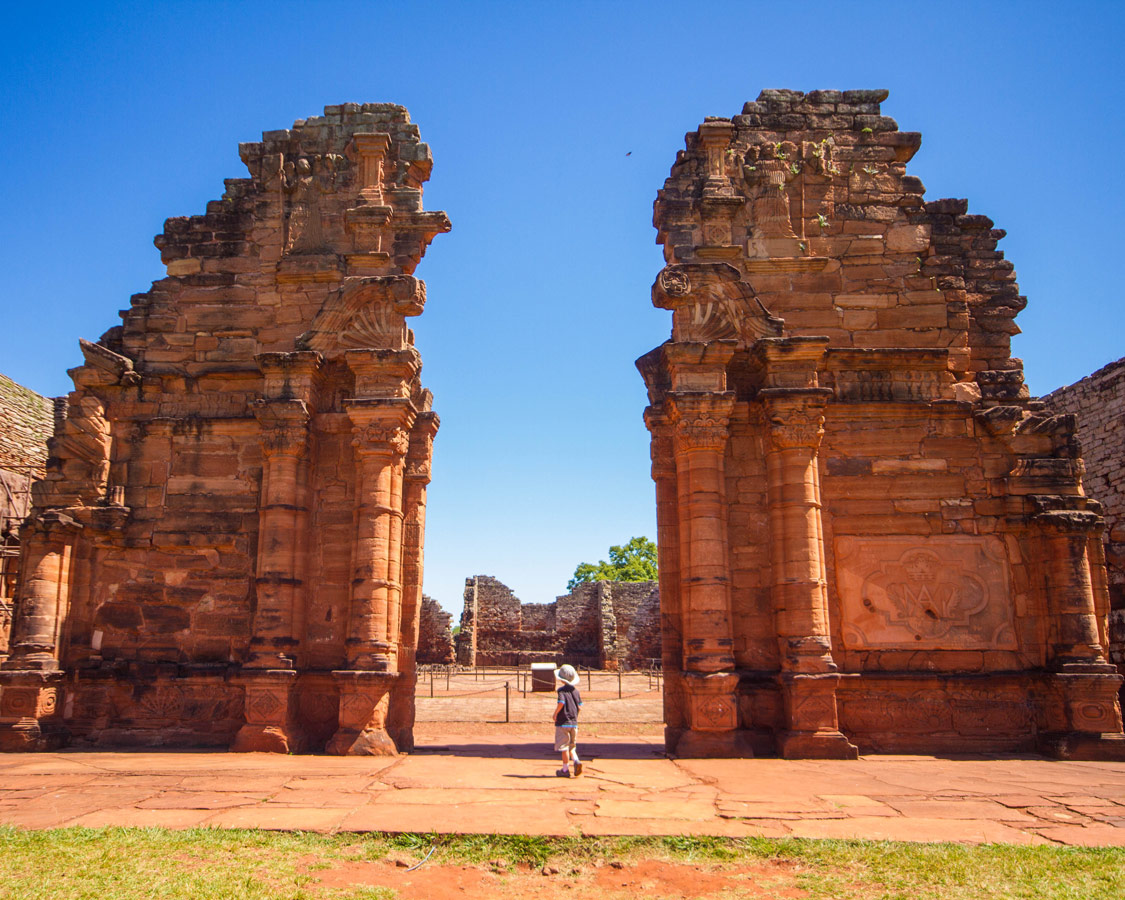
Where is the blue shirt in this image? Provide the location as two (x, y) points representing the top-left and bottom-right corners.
(555, 684), (582, 727)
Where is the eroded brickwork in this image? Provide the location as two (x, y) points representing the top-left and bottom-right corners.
(455, 576), (659, 669)
(417, 596), (454, 665)
(0, 104), (449, 755)
(1044, 359), (1125, 677)
(640, 89), (1123, 759)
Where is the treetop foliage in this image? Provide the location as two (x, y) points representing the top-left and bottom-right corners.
(567, 536), (658, 591)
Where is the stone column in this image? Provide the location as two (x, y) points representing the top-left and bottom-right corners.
(329, 398), (412, 755)
(645, 411), (686, 745)
(1035, 510), (1123, 738)
(0, 511), (80, 750)
(387, 410), (438, 752)
(762, 388), (857, 759)
(232, 398), (311, 753)
(668, 392), (743, 756)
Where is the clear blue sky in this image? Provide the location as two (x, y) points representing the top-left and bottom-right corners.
(2, 1), (1122, 615)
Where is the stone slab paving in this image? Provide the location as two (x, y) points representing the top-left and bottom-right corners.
(0, 732), (1122, 846)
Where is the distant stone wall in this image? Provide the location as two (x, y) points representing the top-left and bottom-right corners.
(455, 576), (660, 669)
(417, 596), (454, 665)
(1044, 358), (1125, 675)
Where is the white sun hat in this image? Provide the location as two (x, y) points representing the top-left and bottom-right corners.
(555, 664), (580, 687)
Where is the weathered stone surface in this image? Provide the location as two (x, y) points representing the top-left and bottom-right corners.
(455, 577), (660, 670)
(0, 104), (448, 755)
(639, 88), (1124, 758)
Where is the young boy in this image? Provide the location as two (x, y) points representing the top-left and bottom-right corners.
(553, 664), (583, 777)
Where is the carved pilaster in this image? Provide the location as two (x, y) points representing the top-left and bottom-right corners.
(644, 407), (685, 740)
(388, 411), (439, 751)
(760, 347), (855, 757)
(668, 392), (736, 675)
(341, 400), (414, 674)
(1034, 510), (1115, 669)
(1, 511), (81, 673)
(245, 400), (310, 672)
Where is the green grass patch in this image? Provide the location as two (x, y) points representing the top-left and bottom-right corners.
(0, 827), (1121, 899)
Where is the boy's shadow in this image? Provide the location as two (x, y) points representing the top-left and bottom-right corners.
(413, 741), (663, 761)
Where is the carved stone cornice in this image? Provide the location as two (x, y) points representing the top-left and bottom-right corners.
(762, 389), (832, 452)
(668, 393), (735, 454)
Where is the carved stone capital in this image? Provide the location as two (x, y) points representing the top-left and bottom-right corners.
(252, 399), (310, 459)
(669, 393), (735, 455)
(353, 424), (410, 459)
(763, 391), (832, 452)
(344, 399), (415, 460)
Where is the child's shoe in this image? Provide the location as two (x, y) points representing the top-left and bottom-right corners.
(555, 767), (571, 777)
(574, 761), (584, 776)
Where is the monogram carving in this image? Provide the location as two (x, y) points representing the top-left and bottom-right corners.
(658, 267), (691, 297)
(836, 536), (1017, 650)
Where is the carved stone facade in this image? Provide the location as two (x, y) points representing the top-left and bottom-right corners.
(454, 576), (660, 670)
(0, 104), (448, 754)
(1044, 358), (1125, 696)
(0, 375), (55, 663)
(639, 89), (1123, 759)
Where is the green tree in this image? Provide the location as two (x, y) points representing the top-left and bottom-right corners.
(567, 536), (659, 591)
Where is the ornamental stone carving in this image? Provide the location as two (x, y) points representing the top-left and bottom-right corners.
(353, 424), (410, 458)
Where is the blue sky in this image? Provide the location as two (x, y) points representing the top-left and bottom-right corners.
(2, 1), (1122, 615)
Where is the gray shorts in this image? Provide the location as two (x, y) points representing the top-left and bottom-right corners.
(554, 726), (577, 752)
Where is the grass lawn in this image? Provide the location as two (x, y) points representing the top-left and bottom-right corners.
(0, 827), (1121, 899)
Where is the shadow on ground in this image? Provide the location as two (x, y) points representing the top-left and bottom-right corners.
(413, 740), (665, 760)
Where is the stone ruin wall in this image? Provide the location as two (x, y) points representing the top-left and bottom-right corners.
(455, 576), (660, 670)
(416, 595), (454, 665)
(0, 375), (55, 661)
(640, 88), (1123, 759)
(0, 103), (449, 756)
(1044, 358), (1125, 677)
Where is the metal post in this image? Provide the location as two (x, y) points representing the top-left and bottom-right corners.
(505, 681), (510, 723)
(587, 666), (592, 692)
(430, 668), (434, 698)
(618, 668), (622, 699)
(447, 668), (451, 691)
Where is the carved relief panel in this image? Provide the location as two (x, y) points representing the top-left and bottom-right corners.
(834, 536), (1017, 651)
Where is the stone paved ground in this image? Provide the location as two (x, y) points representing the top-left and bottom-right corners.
(0, 724), (1122, 846)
